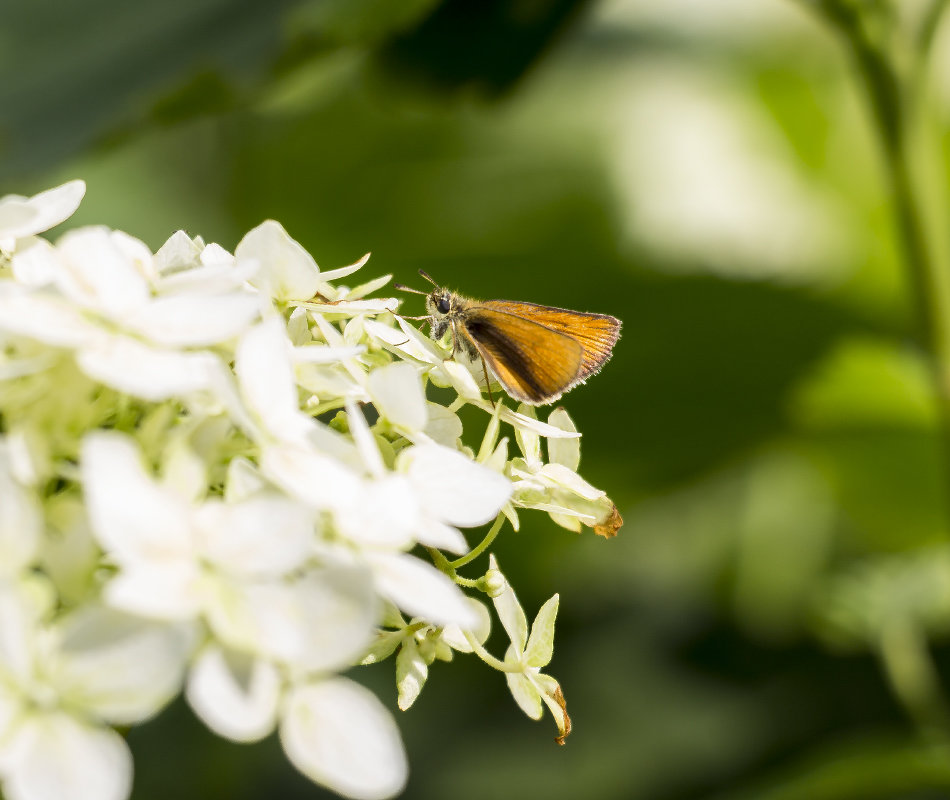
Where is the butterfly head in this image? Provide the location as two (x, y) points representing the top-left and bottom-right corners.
(425, 288), (457, 318)
(424, 288), (463, 340)
(393, 270), (467, 339)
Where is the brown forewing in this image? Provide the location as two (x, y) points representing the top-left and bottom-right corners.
(459, 307), (585, 404)
(477, 300), (621, 380)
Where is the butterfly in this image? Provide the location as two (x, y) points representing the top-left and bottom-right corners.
(395, 270), (621, 405)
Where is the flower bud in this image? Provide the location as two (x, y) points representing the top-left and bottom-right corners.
(483, 568), (507, 598)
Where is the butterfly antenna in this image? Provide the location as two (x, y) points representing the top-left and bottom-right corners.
(392, 283), (427, 295)
(418, 269), (439, 288)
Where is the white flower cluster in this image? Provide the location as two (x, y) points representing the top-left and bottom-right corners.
(0, 181), (619, 800)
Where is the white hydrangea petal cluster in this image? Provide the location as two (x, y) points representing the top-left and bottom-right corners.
(0, 181), (619, 800)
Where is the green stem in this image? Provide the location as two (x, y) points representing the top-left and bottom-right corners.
(807, 0), (950, 508)
(463, 631), (525, 672)
(451, 514), (506, 570)
(426, 515), (506, 590)
(805, 0), (950, 736)
(425, 546), (479, 589)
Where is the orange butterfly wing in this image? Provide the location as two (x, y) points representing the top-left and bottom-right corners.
(478, 300), (621, 380)
(458, 307), (585, 404)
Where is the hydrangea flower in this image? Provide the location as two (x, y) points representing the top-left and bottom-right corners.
(0, 180), (621, 800)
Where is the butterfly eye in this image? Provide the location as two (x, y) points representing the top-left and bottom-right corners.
(436, 296), (451, 314)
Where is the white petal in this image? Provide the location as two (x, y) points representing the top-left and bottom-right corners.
(287, 306), (311, 345)
(235, 318), (300, 435)
(0, 581), (43, 682)
(367, 363), (428, 432)
(2, 713), (132, 800)
(0, 446), (40, 573)
(539, 463), (605, 500)
(77, 336), (218, 401)
(547, 408), (580, 470)
(0, 290), (106, 348)
(314, 252), (371, 283)
(4, 429), (42, 487)
(0, 190), (34, 239)
(186, 645), (280, 742)
(52, 606), (192, 724)
(0, 180), (85, 241)
(203, 579), (300, 659)
(303, 419), (364, 470)
(302, 299), (397, 314)
(489, 555), (528, 653)
(512, 500), (596, 523)
(36, 496), (99, 606)
(345, 399), (385, 478)
(403, 444), (511, 527)
(441, 598), (491, 651)
(534, 672), (569, 738)
(153, 230), (201, 275)
(423, 403), (463, 447)
(343, 272), (391, 300)
(515, 405), (541, 464)
(260, 443), (360, 512)
(160, 442), (207, 504)
(157, 258), (258, 296)
(10, 237), (59, 286)
(196, 496), (314, 577)
(124, 293), (260, 347)
(280, 678), (407, 800)
(224, 458), (266, 502)
(109, 231), (156, 285)
(81, 433), (192, 561)
(205, 362), (262, 440)
(506, 670), (543, 720)
(414, 517), (468, 554)
(363, 319), (440, 366)
(366, 552), (479, 628)
(55, 227), (149, 316)
(524, 594), (558, 668)
(206, 567), (376, 672)
(290, 566), (379, 673)
(395, 639), (427, 711)
(0, 682), (24, 742)
(296, 364), (363, 401)
(470, 398), (584, 439)
(292, 344), (365, 363)
(335, 477), (419, 550)
(237, 220), (320, 301)
(103, 563), (202, 620)
(200, 242), (234, 266)
(435, 360), (483, 401)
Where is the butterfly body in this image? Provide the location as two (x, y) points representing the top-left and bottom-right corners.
(414, 282), (621, 406)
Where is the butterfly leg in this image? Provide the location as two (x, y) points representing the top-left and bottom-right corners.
(481, 358), (495, 407)
(448, 321), (459, 360)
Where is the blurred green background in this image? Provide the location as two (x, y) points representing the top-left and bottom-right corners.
(7, 0), (950, 798)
